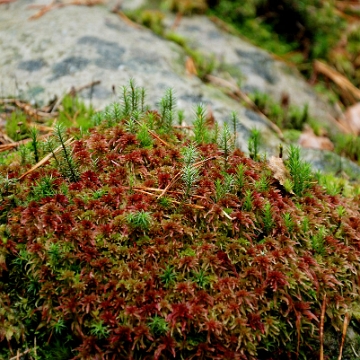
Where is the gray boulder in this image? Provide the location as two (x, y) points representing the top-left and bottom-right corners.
(0, 0), (356, 173)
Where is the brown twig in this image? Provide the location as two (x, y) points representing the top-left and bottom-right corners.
(319, 294), (326, 360)
(18, 137), (74, 180)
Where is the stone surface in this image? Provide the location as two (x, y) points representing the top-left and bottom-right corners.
(163, 15), (342, 130)
(0, 0), (358, 174)
(0, 0), (281, 154)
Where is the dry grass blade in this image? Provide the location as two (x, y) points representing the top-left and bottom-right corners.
(314, 60), (360, 103)
(319, 294), (327, 360)
(18, 137), (74, 180)
(338, 312), (351, 360)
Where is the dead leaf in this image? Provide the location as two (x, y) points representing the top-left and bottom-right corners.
(0, 0), (16, 4)
(268, 156), (291, 187)
(298, 126), (334, 151)
(339, 102), (360, 135)
(185, 57), (197, 76)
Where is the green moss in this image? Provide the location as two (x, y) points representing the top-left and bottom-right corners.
(5, 111), (29, 141)
(1, 81), (360, 359)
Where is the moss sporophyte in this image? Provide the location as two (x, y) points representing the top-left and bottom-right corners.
(1, 81), (360, 359)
